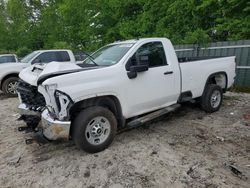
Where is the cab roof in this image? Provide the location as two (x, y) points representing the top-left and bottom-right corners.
(0, 54), (16, 57)
(33, 49), (71, 53)
(111, 37), (169, 45)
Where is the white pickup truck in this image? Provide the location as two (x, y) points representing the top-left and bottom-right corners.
(18, 38), (236, 153)
(0, 50), (79, 96)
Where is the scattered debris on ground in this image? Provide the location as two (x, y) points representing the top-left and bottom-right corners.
(0, 92), (250, 187)
(225, 163), (248, 180)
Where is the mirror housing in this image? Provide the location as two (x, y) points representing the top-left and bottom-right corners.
(127, 55), (149, 79)
(130, 64), (148, 72)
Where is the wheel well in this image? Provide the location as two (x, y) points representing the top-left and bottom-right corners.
(0, 73), (19, 90)
(205, 72), (228, 93)
(70, 96), (125, 128)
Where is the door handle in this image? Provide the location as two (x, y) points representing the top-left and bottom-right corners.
(164, 71), (173, 75)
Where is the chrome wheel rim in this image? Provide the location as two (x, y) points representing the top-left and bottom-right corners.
(7, 81), (18, 94)
(85, 116), (111, 145)
(210, 90), (221, 108)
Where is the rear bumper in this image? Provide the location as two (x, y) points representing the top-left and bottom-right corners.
(41, 109), (71, 141)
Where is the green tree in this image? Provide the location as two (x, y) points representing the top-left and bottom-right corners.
(0, 0), (9, 51)
(0, 0), (249, 53)
(6, 0), (31, 50)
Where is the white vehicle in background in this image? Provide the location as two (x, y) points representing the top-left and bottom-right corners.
(18, 38), (236, 153)
(0, 50), (81, 96)
(0, 54), (18, 64)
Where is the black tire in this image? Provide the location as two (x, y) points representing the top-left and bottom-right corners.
(201, 84), (223, 113)
(72, 106), (117, 153)
(2, 77), (18, 97)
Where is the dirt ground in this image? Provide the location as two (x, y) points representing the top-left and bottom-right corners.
(0, 92), (249, 188)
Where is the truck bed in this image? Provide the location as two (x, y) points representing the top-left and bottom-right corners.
(179, 56), (236, 98)
(178, 56), (227, 63)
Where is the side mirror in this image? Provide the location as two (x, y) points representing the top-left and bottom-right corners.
(127, 55), (149, 79)
(130, 64), (148, 73)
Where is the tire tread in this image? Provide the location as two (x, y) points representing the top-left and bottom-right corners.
(201, 84), (223, 113)
(72, 106), (117, 153)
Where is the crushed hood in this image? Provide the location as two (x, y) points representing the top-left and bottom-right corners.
(19, 61), (81, 86)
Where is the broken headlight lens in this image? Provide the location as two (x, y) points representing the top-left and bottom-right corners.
(54, 90), (73, 121)
(45, 83), (57, 92)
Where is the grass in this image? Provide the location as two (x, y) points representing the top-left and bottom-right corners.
(229, 86), (250, 93)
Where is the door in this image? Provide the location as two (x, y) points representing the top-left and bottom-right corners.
(123, 41), (177, 117)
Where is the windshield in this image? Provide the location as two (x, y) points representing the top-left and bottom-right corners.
(0, 55), (16, 63)
(83, 43), (134, 66)
(21, 51), (40, 64)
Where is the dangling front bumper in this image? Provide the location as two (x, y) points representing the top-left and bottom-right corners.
(18, 103), (41, 117)
(41, 109), (71, 141)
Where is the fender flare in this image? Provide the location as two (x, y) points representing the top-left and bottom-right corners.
(203, 71), (228, 94)
(70, 95), (125, 129)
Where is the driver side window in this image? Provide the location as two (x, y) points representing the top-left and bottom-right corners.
(128, 42), (167, 69)
(137, 42), (167, 68)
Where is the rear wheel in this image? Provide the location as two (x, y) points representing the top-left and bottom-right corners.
(2, 77), (18, 97)
(72, 106), (117, 153)
(201, 84), (223, 113)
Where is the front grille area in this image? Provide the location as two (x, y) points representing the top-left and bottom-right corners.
(17, 80), (46, 107)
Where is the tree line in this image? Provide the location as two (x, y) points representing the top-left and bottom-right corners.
(0, 0), (249, 57)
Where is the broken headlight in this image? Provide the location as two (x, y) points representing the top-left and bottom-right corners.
(54, 90), (73, 121)
(45, 83), (58, 93)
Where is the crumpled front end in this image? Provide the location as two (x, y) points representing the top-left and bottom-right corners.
(17, 80), (46, 129)
(17, 80), (46, 112)
(18, 103), (41, 117)
(38, 84), (74, 141)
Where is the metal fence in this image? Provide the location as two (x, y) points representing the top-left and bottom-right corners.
(174, 40), (250, 87)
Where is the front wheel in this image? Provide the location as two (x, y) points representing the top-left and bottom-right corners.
(201, 84), (223, 113)
(72, 106), (117, 153)
(2, 77), (18, 97)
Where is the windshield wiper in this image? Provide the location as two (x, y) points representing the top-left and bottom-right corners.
(82, 53), (99, 66)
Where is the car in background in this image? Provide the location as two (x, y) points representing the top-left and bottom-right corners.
(0, 50), (80, 97)
(74, 52), (89, 62)
(0, 54), (18, 64)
